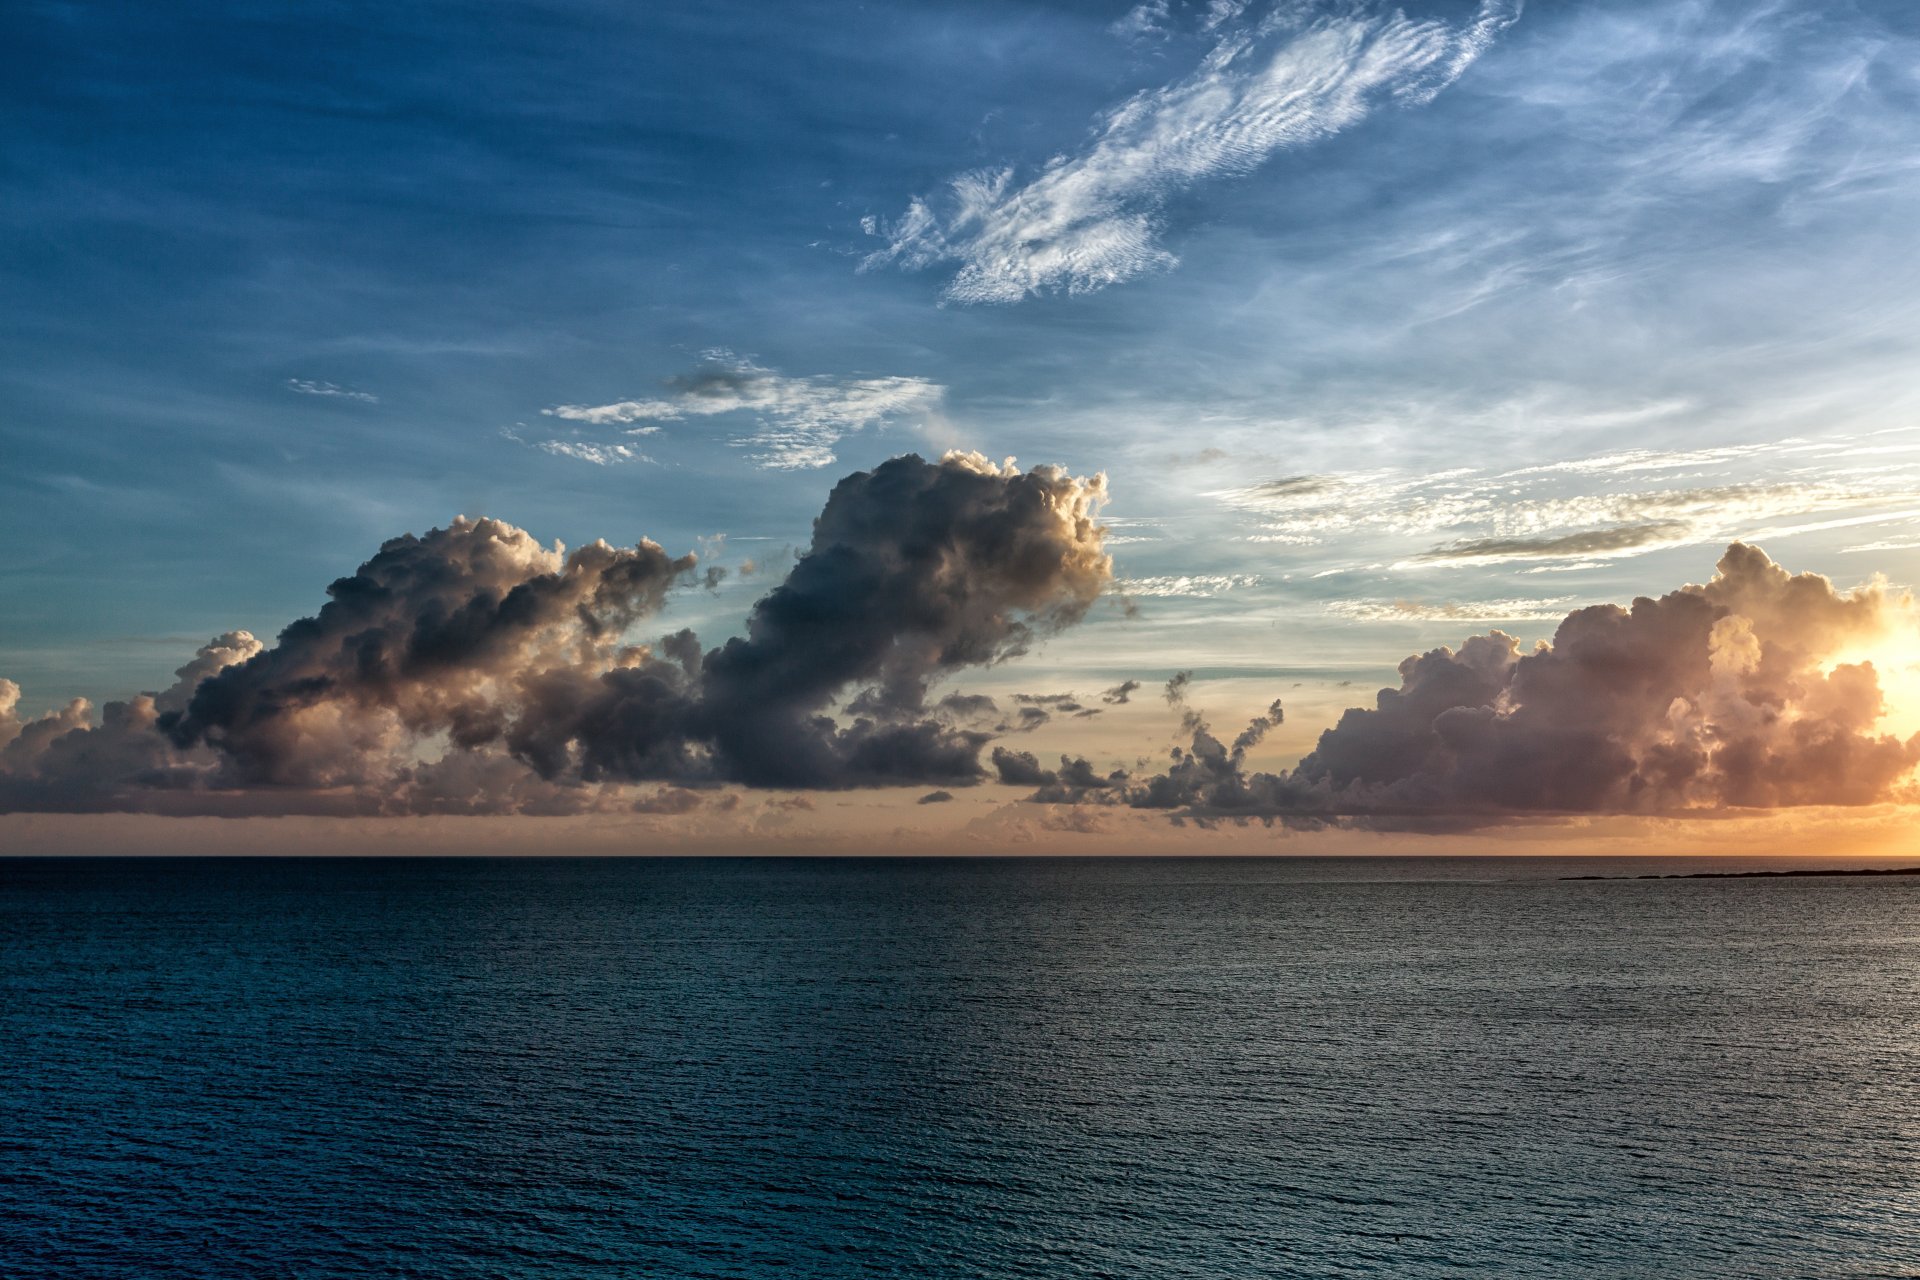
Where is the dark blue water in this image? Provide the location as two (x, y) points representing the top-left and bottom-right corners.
(4, 857), (1918, 1278)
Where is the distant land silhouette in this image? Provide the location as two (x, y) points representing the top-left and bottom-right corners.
(1565, 867), (1920, 881)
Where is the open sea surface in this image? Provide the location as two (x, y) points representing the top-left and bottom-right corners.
(3, 855), (1918, 1278)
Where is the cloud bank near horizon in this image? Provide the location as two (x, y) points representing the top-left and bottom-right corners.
(0, 452), (1111, 815)
(1007, 543), (1920, 827)
(10, 493), (1918, 832)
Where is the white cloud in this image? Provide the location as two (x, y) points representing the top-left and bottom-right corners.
(544, 350), (943, 470)
(1203, 1), (1251, 33)
(1116, 573), (1262, 597)
(863, 0), (1518, 303)
(1110, 0), (1171, 41)
(287, 378), (377, 404)
(536, 441), (652, 466)
(1209, 430), (1920, 568)
(1843, 539), (1920, 555)
(1324, 596), (1573, 623)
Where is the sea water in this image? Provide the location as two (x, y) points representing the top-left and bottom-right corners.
(4, 856), (1917, 1277)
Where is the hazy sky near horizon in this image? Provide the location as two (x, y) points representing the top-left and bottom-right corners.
(6, 0), (1920, 848)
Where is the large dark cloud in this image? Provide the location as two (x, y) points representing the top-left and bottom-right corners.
(161, 518), (700, 788)
(0, 452), (1110, 814)
(1025, 544), (1920, 825)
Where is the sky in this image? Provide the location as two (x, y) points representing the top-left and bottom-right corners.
(5, 0), (1920, 853)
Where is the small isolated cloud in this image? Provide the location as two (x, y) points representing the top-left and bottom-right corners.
(1110, 0), (1171, 41)
(863, 0), (1518, 302)
(287, 378), (377, 404)
(545, 350), (944, 471)
(537, 441), (653, 466)
(918, 790), (955, 804)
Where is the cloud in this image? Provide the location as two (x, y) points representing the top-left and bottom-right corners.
(1324, 596), (1573, 623)
(1410, 523), (1693, 565)
(287, 378), (378, 404)
(0, 635), (263, 812)
(0, 452), (1111, 814)
(1114, 573), (1261, 597)
(1210, 433), (1920, 568)
(689, 452), (1109, 786)
(632, 787), (706, 815)
(991, 747), (1129, 793)
(862, 0), (1518, 302)
(1101, 678), (1143, 704)
(1110, 0), (1171, 41)
(918, 790), (955, 804)
(536, 441), (654, 466)
(544, 350), (944, 470)
(1025, 544), (1920, 824)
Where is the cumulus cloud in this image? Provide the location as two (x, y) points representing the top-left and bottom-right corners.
(543, 350), (944, 470)
(0, 452), (1111, 814)
(0, 634), (264, 812)
(1025, 545), (1920, 824)
(863, 0), (1518, 302)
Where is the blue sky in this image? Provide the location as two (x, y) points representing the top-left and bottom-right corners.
(6, 0), (1920, 836)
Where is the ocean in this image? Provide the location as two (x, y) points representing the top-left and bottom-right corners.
(3, 856), (1917, 1277)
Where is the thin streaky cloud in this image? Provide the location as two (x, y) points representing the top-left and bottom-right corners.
(287, 378), (378, 404)
(545, 350), (943, 471)
(1324, 596), (1574, 622)
(1843, 539), (1920, 554)
(1407, 522), (1694, 566)
(863, 0), (1520, 303)
(1207, 432), (1920, 569)
(1115, 573), (1262, 598)
(1736, 507), (1920, 544)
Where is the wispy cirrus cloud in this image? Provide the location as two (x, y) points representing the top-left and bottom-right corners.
(1323, 596), (1573, 623)
(544, 350), (943, 470)
(862, 0), (1518, 303)
(1115, 573), (1262, 598)
(1206, 433), (1920, 569)
(1411, 522), (1695, 566)
(287, 378), (377, 404)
